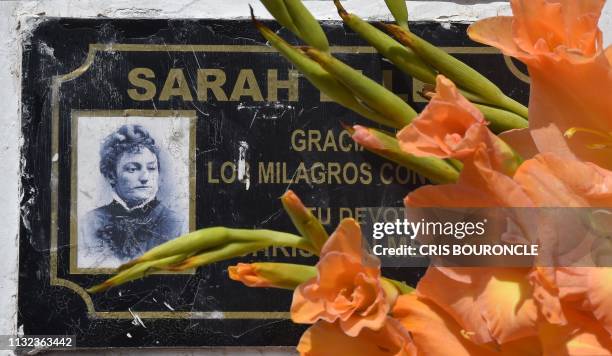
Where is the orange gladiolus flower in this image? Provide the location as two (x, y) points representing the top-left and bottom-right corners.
(393, 1), (612, 353)
(396, 76), (489, 160)
(393, 293), (542, 356)
(297, 320), (414, 356)
(398, 75), (532, 208)
(291, 218), (393, 337)
(468, 0), (612, 170)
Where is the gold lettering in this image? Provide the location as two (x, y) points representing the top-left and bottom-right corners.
(127, 68), (156, 101)
(267, 69), (299, 102)
(396, 165), (411, 185)
(322, 130), (338, 152)
(197, 69), (228, 101)
(310, 207), (331, 225)
(339, 130), (357, 152)
(354, 207), (366, 224)
(380, 163), (394, 184)
(360, 163), (373, 184)
(259, 162), (275, 183)
(220, 161), (236, 183)
(343, 162), (359, 184)
(311, 162), (326, 184)
(308, 130), (322, 151)
(207, 162), (219, 184)
(230, 69), (264, 101)
(293, 162), (309, 184)
(291, 129), (306, 152)
(327, 162), (342, 184)
(159, 68), (193, 101)
(339, 207), (353, 220)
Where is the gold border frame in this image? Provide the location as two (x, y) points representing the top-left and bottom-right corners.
(69, 109), (197, 274)
(49, 43), (529, 320)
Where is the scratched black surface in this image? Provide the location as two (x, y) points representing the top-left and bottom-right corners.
(19, 19), (529, 347)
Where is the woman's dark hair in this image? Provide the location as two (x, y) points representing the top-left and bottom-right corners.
(99, 124), (160, 183)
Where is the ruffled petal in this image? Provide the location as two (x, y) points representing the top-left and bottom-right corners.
(321, 218), (364, 260)
(397, 76), (486, 159)
(510, 0), (604, 57)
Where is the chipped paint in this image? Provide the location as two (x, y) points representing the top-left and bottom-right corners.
(238, 140), (250, 190)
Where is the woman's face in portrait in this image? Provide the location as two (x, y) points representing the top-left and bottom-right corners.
(112, 147), (159, 207)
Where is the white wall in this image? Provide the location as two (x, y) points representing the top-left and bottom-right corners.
(1, 0), (611, 353)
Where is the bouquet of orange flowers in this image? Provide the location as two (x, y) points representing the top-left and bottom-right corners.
(90, 0), (612, 354)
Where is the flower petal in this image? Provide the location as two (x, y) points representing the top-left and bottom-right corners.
(526, 57), (612, 169)
(397, 76), (485, 159)
(499, 128), (538, 160)
(539, 309), (612, 355)
(321, 218), (365, 260)
(297, 320), (414, 356)
(510, 0), (604, 57)
(405, 146), (533, 208)
(468, 17), (524, 58)
(514, 153), (612, 207)
(415, 267), (538, 345)
(478, 269), (538, 343)
(393, 294), (494, 355)
(586, 267), (612, 336)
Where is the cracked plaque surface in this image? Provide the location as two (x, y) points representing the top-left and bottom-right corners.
(19, 19), (529, 347)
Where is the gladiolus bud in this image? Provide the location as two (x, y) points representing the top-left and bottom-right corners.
(259, 0), (329, 52)
(334, 0), (436, 85)
(306, 48), (417, 128)
(281, 190), (328, 252)
(350, 125), (460, 184)
(252, 13), (396, 127)
(382, 23), (529, 120)
(229, 262), (317, 289)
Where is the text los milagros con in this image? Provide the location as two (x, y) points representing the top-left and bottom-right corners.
(371, 219), (539, 257)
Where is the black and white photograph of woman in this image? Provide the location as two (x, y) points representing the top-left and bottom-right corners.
(77, 117), (191, 269)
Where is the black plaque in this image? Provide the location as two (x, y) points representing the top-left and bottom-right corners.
(19, 18), (529, 348)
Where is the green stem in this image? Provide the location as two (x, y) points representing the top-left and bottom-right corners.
(119, 227), (315, 271)
(500, 96), (529, 120)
